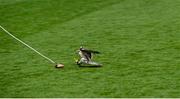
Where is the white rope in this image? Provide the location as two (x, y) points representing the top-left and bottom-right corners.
(0, 25), (56, 64)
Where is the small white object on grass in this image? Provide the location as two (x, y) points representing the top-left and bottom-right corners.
(55, 64), (64, 68)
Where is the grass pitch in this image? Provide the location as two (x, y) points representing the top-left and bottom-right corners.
(0, 0), (180, 97)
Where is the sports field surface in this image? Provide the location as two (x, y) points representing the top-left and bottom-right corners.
(0, 0), (180, 97)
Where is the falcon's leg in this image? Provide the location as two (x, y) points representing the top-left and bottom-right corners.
(77, 58), (88, 65)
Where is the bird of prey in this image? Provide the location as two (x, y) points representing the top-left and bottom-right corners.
(75, 46), (102, 66)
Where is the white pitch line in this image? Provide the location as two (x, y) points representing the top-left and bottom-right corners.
(0, 25), (56, 64)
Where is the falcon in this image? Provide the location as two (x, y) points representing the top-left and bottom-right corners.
(75, 46), (102, 66)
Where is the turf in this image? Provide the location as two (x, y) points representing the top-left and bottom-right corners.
(0, 0), (180, 97)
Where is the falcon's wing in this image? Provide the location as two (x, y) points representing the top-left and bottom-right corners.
(81, 48), (100, 54)
(84, 51), (92, 60)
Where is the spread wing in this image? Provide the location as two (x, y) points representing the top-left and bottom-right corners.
(81, 48), (100, 54)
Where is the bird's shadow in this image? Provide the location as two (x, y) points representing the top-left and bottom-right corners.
(78, 65), (102, 68)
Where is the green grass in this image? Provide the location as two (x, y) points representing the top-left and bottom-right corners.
(0, 0), (180, 97)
